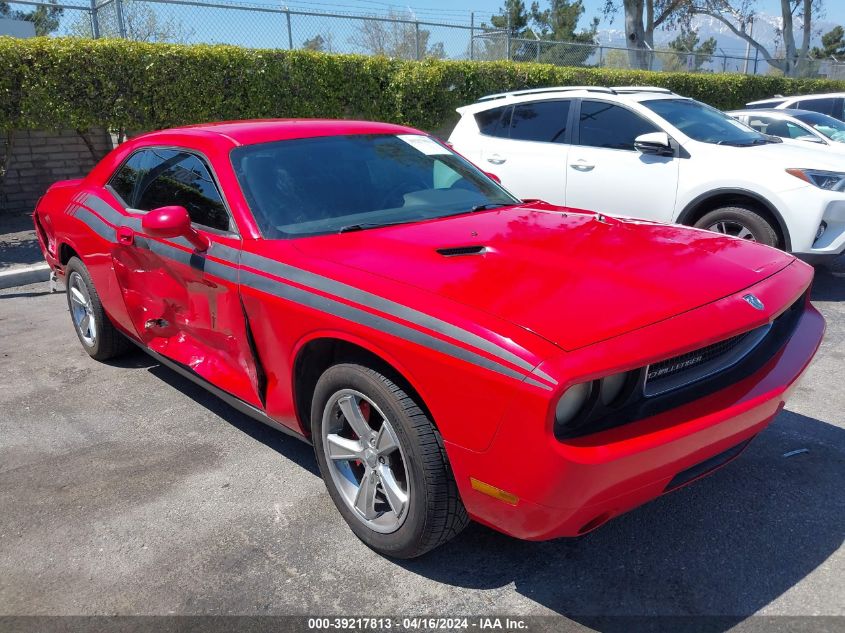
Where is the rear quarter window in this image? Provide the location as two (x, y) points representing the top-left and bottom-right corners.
(474, 106), (511, 138)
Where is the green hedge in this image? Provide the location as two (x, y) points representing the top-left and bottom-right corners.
(3, 36), (845, 135)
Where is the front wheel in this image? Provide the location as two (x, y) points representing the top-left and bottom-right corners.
(693, 205), (780, 248)
(312, 363), (468, 558)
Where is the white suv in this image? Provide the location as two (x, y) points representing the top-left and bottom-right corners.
(449, 86), (845, 262)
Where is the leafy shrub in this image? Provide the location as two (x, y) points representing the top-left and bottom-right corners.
(2, 36), (845, 135)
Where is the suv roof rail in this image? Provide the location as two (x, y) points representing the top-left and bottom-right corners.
(610, 85), (675, 94)
(477, 86), (615, 102)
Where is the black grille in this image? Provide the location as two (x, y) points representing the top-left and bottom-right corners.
(646, 331), (751, 384)
(436, 245), (487, 256)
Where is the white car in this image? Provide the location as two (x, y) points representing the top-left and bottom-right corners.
(728, 108), (845, 155)
(448, 86), (845, 262)
(745, 93), (845, 122)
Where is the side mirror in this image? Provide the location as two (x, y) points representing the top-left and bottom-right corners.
(484, 171), (502, 184)
(141, 205), (209, 252)
(634, 132), (674, 157)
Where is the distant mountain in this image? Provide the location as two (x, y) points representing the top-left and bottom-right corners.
(596, 12), (838, 57)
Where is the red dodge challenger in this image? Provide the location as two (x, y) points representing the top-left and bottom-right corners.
(34, 119), (824, 558)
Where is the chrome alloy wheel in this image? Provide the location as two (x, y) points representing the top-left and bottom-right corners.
(68, 271), (97, 347)
(321, 389), (410, 533)
(706, 220), (757, 241)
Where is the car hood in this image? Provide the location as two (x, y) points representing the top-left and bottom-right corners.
(696, 138), (845, 171)
(294, 205), (794, 351)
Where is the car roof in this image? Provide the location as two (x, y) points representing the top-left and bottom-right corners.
(728, 108), (819, 118)
(133, 119), (423, 147)
(747, 92), (845, 105)
(458, 86), (683, 114)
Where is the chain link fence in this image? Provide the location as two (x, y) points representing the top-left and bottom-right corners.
(4, 0), (845, 78)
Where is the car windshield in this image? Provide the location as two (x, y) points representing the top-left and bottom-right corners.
(793, 111), (845, 142)
(231, 133), (518, 238)
(643, 98), (773, 146)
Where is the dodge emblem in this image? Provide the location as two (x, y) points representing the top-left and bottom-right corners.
(743, 294), (765, 311)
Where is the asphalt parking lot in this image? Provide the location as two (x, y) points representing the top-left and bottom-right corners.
(0, 258), (843, 628)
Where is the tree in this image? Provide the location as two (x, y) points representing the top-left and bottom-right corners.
(0, 0), (62, 35)
(602, 0), (688, 69)
(480, 0), (598, 63)
(812, 25), (845, 59)
(350, 10), (446, 59)
(531, 0), (599, 65)
(303, 33), (335, 53)
(67, 0), (192, 42)
(662, 27), (716, 70)
(686, 0), (823, 77)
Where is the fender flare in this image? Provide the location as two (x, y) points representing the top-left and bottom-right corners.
(676, 188), (792, 252)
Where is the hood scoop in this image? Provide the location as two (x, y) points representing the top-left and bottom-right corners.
(436, 245), (488, 257)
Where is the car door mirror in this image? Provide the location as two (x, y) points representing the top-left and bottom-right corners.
(142, 205), (209, 252)
(484, 171), (502, 184)
(634, 132), (674, 157)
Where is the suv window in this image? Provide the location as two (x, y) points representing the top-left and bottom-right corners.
(134, 149), (230, 232)
(509, 100), (571, 143)
(748, 116), (815, 140)
(578, 100), (659, 151)
(794, 98), (836, 116)
(108, 151), (149, 206)
(475, 106), (511, 138)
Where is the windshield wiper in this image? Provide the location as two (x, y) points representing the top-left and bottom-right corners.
(338, 220), (414, 233)
(716, 137), (778, 147)
(468, 203), (509, 213)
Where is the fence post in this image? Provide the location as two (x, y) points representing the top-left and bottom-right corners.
(415, 22), (421, 60)
(470, 12), (474, 61)
(89, 0), (99, 38)
(115, 0), (127, 38)
(286, 8), (293, 49)
(598, 45), (603, 67)
(506, 13), (511, 60)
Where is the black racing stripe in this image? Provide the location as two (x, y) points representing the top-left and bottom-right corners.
(239, 251), (557, 385)
(75, 193), (553, 390)
(240, 269), (552, 391)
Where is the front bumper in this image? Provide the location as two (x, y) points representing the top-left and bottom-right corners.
(778, 188), (845, 258)
(446, 271), (824, 541)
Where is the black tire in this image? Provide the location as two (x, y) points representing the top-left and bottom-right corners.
(312, 363), (468, 558)
(693, 205), (780, 248)
(65, 257), (132, 361)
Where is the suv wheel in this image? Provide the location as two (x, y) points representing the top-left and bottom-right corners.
(694, 205), (779, 248)
(312, 363), (468, 558)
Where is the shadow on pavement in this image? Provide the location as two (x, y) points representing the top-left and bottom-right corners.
(121, 350), (320, 477)
(396, 410), (844, 630)
(811, 262), (845, 302)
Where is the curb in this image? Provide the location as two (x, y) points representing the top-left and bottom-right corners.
(0, 262), (51, 290)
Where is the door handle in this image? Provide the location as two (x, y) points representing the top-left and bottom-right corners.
(117, 226), (135, 245)
(487, 155), (507, 165)
(570, 160), (595, 172)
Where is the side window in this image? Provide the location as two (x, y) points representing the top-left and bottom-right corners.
(578, 100), (659, 151)
(135, 149), (230, 232)
(794, 98), (835, 116)
(509, 100), (571, 143)
(108, 151), (149, 207)
(475, 106), (511, 138)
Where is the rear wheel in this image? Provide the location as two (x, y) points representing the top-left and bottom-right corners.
(693, 205), (780, 248)
(65, 257), (131, 361)
(312, 363), (468, 558)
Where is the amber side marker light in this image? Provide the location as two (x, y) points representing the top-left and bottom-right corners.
(470, 478), (519, 506)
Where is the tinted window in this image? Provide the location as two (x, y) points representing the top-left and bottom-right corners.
(794, 98), (836, 116)
(509, 100), (571, 143)
(108, 151), (149, 206)
(475, 106), (511, 137)
(578, 100), (658, 150)
(794, 111), (845, 142)
(135, 149), (229, 232)
(231, 134), (517, 238)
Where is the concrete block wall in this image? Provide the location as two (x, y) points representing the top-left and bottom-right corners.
(1, 129), (114, 214)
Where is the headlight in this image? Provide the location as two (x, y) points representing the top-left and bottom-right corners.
(554, 371), (634, 434)
(786, 168), (845, 191)
(555, 381), (593, 428)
